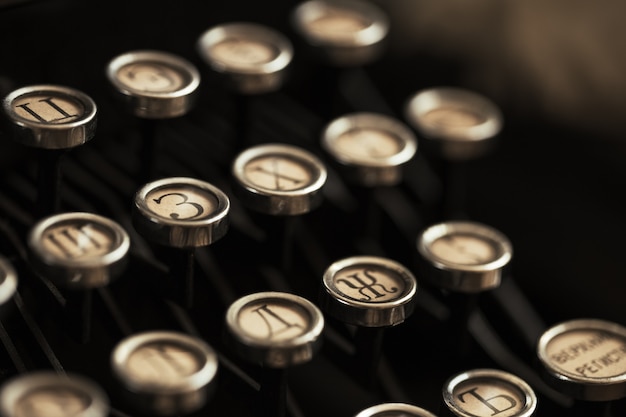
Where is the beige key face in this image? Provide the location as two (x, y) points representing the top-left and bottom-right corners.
(211, 38), (279, 68)
(545, 329), (626, 380)
(334, 128), (404, 161)
(235, 299), (310, 342)
(42, 221), (117, 260)
(145, 185), (220, 221)
(421, 107), (487, 136)
(308, 8), (369, 40)
(115, 61), (188, 93)
(125, 342), (204, 384)
(330, 265), (404, 303)
(11, 93), (84, 125)
(14, 387), (91, 417)
(450, 377), (528, 417)
(243, 155), (314, 192)
(429, 234), (498, 266)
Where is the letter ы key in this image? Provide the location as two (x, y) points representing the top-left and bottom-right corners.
(536, 318), (626, 416)
(0, 371), (109, 417)
(27, 212), (130, 343)
(132, 176), (230, 309)
(231, 143), (327, 273)
(224, 291), (324, 417)
(110, 330), (218, 416)
(355, 402), (440, 417)
(441, 369), (537, 417)
(1, 85), (97, 217)
(106, 50), (201, 182)
(319, 255), (417, 390)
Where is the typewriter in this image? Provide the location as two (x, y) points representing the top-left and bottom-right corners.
(1, 1), (626, 416)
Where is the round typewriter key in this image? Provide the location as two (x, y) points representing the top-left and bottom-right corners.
(232, 143), (327, 271)
(28, 212), (130, 289)
(321, 255), (417, 389)
(226, 291), (324, 368)
(291, 0), (389, 67)
(232, 143), (327, 216)
(404, 87), (502, 161)
(2, 84), (97, 217)
(197, 22), (293, 95)
(0, 257), (18, 308)
(133, 177), (230, 249)
(0, 371), (109, 417)
(321, 112), (418, 187)
(106, 50), (200, 119)
(111, 330), (218, 416)
(133, 177), (230, 308)
(321, 255), (417, 327)
(417, 221), (512, 294)
(226, 291), (324, 417)
(355, 402), (439, 417)
(106, 50), (201, 182)
(2, 84), (97, 150)
(537, 318), (626, 402)
(442, 369), (537, 417)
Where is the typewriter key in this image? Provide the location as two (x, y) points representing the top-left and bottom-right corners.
(0, 371), (109, 417)
(225, 291), (324, 417)
(232, 143), (327, 216)
(106, 50), (201, 182)
(320, 255), (417, 388)
(442, 369), (537, 417)
(291, 0), (389, 67)
(28, 212), (130, 290)
(2, 84), (97, 217)
(418, 221), (512, 355)
(106, 50), (200, 119)
(232, 143), (327, 271)
(197, 22), (293, 146)
(197, 22), (293, 95)
(28, 212), (130, 343)
(133, 177), (230, 308)
(0, 256), (18, 308)
(404, 87), (503, 218)
(417, 221), (512, 294)
(111, 330), (218, 416)
(321, 112), (418, 187)
(537, 318), (626, 403)
(404, 87), (502, 162)
(355, 402), (439, 417)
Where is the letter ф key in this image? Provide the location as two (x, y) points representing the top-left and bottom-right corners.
(106, 50), (201, 183)
(441, 368), (538, 417)
(27, 212), (131, 343)
(224, 291), (324, 417)
(1, 85), (97, 218)
(537, 318), (626, 417)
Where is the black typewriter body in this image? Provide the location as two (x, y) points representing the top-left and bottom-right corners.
(1, 1), (626, 416)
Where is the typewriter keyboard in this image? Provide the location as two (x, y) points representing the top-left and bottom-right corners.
(1, 1), (626, 416)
